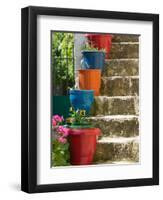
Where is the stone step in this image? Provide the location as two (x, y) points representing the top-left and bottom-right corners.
(94, 136), (139, 162)
(100, 76), (139, 96)
(111, 34), (139, 42)
(91, 96), (139, 116)
(89, 115), (139, 137)
(103, 59), (139, 77)
(108, 43), (139, 59)
(94, 159), (139, 165)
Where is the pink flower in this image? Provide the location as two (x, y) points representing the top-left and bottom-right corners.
(57, 125), (64, 133)
(52, 118), (57, 127)
(53, 115), (64, 123)
(61, 127), (69, 137)
(58, 137), (67, 144)
(57, 126), (69, 137)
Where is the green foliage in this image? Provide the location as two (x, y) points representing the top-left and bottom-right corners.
(52, 32), (74, 95)
(52, 140), (70, 166)
(82, 42), (106, 52)
(67, 107), (91, 126)
(82, 42), (99, 51)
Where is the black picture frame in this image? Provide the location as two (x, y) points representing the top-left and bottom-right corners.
(21, 6), (159, 193)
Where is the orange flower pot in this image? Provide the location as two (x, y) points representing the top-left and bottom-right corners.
(79, 69), (101, 96)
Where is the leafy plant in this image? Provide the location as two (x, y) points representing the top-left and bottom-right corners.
(52, 140), (70, 166)
(82, 42), (105, 52)
(82, 42), (99, 51)
(52, 32), (75, 95)
(66, 107), (92, 127)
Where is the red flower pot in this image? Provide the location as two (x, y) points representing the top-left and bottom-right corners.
(68, 128), (101, 165)
(86, 34), (112, 58)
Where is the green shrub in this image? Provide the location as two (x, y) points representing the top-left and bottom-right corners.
(52, 32), (74, 95)
(52, 140), (70, 167)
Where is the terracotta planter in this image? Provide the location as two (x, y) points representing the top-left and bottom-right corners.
(68, 128), (101, 165)
(86, 34), (112, 58)
(79, 69), (101, 96)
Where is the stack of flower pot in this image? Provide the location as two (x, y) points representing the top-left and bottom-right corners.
(68, 89), (100, 165)
(69, 34), (112, 112)
(79, 34), (112, 96)
(79, 50), (104, 96)
(68, 34), (112, 165)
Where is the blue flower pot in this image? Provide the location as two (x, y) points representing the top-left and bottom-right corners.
(69, 89), (94, 113)
(81, 50), (105, 70)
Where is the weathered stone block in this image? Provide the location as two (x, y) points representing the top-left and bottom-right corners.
(103, 59), (139, 76)
(109, 43), (139, 59)
(130, 78), (139, 96)
(89, 116), (139, 137)
(111, 35), (139, 42)
(94, 137), (139, 162)
(100, 77), (139, 96)
(91, 96), (139, 116)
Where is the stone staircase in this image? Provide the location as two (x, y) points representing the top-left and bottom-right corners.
(90, 34), (140, 164)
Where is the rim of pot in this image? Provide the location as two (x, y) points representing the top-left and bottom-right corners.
(85, 33), (112, 36)
(69, 89), (94, 93)
(67, 125), (95, 129)
(81, 50), (105, 53)
(78, 69), (101, 72)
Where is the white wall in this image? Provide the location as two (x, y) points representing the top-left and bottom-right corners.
(0, 0), (162, 199)
(74, 33), (87, 88)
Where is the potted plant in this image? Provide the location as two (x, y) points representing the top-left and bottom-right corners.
(85, 34), (112, 59)
(66, 108), (101, 165)
(69, 89), (94, 114)
(81, 43), (105, 70)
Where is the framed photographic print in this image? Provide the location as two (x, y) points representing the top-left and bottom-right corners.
(21, 6), (159, 193)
